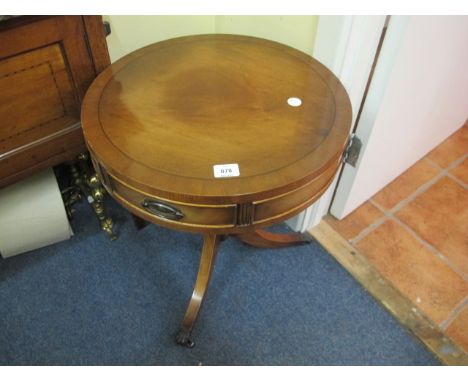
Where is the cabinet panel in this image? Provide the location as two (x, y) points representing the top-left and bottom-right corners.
(0, 15), (110, 188)
(0, 44), (79, 148)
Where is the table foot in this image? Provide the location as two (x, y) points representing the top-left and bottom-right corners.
(176, 328), (195, 348)
(176, 234), (220, 348)
(237, 229), (312, 248)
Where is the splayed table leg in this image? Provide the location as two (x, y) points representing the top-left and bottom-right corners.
(176, 234), (220, 348)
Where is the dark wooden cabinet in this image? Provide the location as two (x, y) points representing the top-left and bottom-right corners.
(0, 15), (110, 188)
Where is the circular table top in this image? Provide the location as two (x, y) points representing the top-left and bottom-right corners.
(81, 34), (351, 204)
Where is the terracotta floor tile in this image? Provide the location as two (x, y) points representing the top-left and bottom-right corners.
(426, 125), (468, 168)
(445, 306), (468, 353)
(355, 219), (468, 324)
(324, 201), (383, 240)
(396, 177), (468, 274)
(372, 158), (440, 210)
(450, 157), (468, 185)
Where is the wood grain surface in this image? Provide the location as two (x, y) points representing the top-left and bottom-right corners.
(82, 34), (352, 232)
(0, 16), (110, 188)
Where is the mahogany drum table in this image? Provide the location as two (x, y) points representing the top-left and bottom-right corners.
(81, 34), (352, 347)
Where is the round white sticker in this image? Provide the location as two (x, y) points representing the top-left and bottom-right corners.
(287, 97), (302, 107)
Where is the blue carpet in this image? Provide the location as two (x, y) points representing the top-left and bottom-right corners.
(0, 198), (439, 365)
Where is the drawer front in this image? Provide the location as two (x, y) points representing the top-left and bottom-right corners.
(253, 161), (340, 224)
(90, 152), (340, 232)
(106, 173), (237, 229)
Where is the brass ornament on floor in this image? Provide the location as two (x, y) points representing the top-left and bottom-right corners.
(62, 152), (117, 240)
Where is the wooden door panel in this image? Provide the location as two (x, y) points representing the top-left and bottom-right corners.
(0, 17), (61, 58)
(0, 17), (96, 101)
(0, 15), (110, 189)
(0, 44), (79, 148)
(55, 16), (98, 99)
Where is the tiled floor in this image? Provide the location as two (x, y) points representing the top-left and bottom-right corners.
(325, 125), (468, 355)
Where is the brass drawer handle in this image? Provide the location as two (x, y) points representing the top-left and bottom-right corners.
(141, 199), (184, 221)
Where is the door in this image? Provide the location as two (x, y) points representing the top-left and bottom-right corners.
(330, 16), (468, 218)
(287, 15), (387, 231)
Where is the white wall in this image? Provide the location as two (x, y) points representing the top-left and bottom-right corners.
(214, 16), (318, 56)
(103, 16), (215, 62)
(331, 16), (468, 218)
(104, 16), (319, 63)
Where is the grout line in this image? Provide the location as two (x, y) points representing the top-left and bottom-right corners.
(440, 296), (468, 330)
(342, 152), (466, 270)
(340, 153), (466, 246)
(391, 216), (467, 280)
(349, 162), (447, 244)
(388, 153), (466, 216)
(370, 199), (467, 280)
(349, 215), (387, 245)
(424, 156), (443, 170)
(446, 172), (468, 190)
(387, 171), (444, 215)
(425, 154), (467, 174)
(348, 166), (441, 244)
